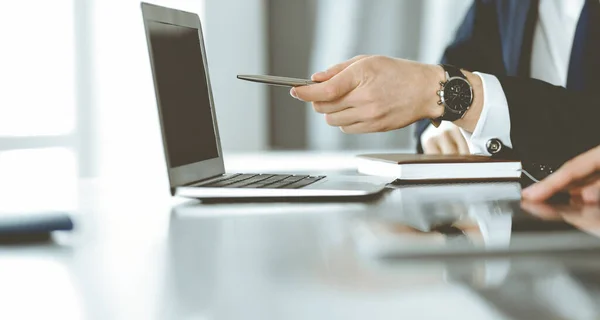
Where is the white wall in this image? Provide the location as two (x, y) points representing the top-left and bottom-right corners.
(204, 0), (268, 152)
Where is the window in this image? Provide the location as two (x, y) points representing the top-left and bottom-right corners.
(0, 1), (79, 210)
(0, 1), (76, 137)
(0, 0), (207, 206)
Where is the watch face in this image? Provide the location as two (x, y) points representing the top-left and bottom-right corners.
(443, 78), (472, 112)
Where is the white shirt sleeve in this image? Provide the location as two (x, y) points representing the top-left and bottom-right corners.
(460, 72), (513, 155)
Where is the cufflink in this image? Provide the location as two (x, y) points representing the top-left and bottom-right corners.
(486, 138), (503, 155)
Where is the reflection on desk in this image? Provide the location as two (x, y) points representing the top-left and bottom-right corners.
(354, 183), (600, 259)
(2, 177), (600, 320)
(170, 187), (600, 320)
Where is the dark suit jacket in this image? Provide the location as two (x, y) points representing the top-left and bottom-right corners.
(415, 0), (600, 167)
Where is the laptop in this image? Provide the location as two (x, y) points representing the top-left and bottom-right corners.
(140, 3), (387, 200)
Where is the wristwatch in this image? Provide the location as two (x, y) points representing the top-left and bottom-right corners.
(431, 64), (473, 127)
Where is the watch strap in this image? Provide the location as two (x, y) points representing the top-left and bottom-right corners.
(441, 64), (465, 79)
(439, 110), (463, 121)
(432, 108), (462, 126)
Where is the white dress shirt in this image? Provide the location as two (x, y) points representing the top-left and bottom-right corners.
(422, 0), (587, 155)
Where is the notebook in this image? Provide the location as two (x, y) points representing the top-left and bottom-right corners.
(356, 154), (522, 181)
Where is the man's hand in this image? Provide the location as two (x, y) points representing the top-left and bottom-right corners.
(421, 122), (470, 155)
(521, 201), (600, 238)
(291, 56), (447, 133)
(522, 145), (600, 203)
(291, 55), (483, 134)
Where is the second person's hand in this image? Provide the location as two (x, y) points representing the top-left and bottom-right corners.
(522, 145), (600, 203)
(421, 122), (470, 155)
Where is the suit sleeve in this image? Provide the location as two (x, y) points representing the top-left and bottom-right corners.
(498, 76), (600, 166)
(415, 0), (505, 152)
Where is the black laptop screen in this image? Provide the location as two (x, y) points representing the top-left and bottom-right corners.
(147, 21), (219, 168)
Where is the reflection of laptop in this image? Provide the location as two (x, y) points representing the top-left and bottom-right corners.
(141, 3), (386, 200)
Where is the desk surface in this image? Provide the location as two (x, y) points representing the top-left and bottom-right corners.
(1, 152), (600, 320)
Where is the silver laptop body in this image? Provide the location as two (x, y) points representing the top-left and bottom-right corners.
(141, 3), (387, 200)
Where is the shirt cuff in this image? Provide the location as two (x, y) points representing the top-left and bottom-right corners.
(460, 72), (513, 155)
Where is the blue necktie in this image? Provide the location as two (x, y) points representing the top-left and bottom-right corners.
(567, 0), (600, 91)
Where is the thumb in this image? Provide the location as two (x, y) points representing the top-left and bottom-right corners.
(293, 67), (359, 102)
(311, 55), (368, 82)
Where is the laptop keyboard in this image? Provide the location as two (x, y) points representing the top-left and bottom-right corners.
(196, 174), (326, 189)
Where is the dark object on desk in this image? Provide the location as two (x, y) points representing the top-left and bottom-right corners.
(0, 211), (73, 244)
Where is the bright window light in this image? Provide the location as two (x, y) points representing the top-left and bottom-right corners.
(0, 1), (75, 136)
(0, 148), (77, 212)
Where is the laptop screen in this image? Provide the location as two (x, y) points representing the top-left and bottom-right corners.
(147, 20), (219, 168)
